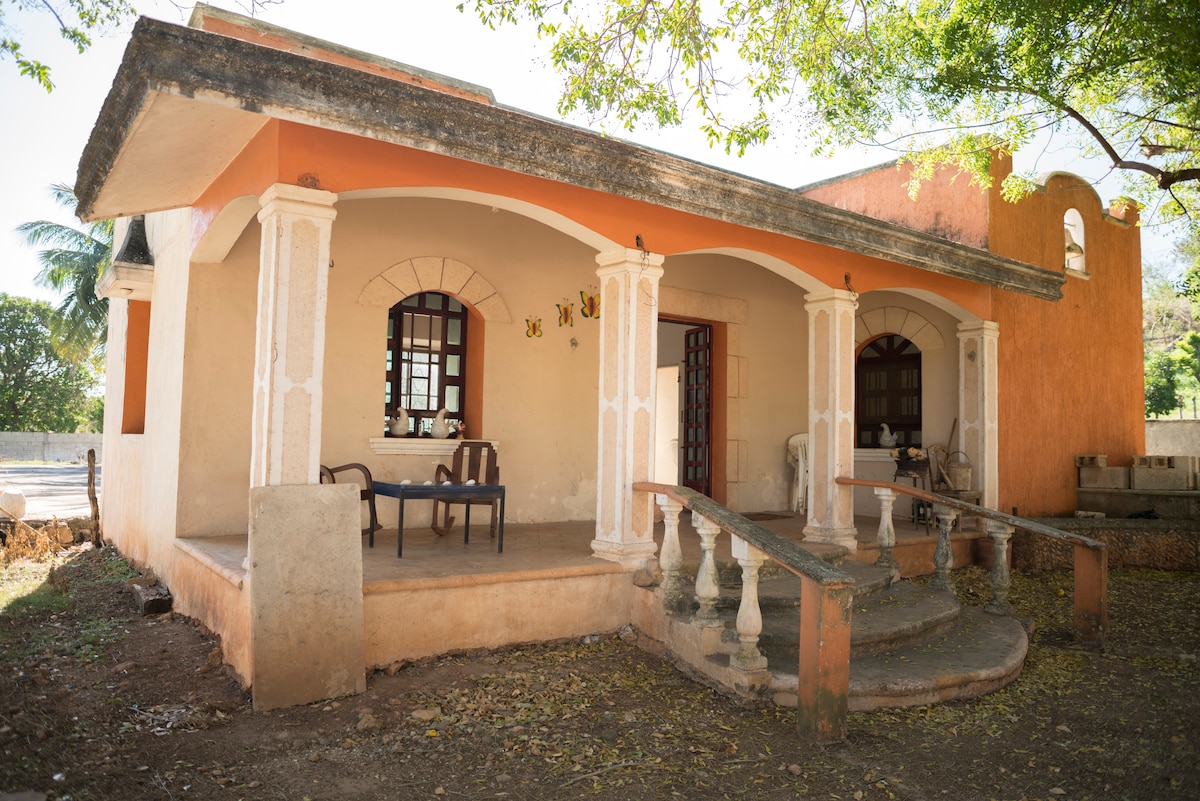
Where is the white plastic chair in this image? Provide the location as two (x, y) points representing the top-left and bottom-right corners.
(786, 433), (809, 514)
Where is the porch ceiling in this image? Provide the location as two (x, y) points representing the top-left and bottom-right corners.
(77, 16), (1065, 302)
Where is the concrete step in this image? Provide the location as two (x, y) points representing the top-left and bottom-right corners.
(756, 581), (961, 661)
(768, 607), (1028, 711)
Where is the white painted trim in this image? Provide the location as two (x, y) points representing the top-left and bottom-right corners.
(368, 438), (499, 456)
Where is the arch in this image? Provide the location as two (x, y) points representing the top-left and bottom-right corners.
(340, 187), (623, 253)
(675, 247), (830, 294)
(357, 256), (512, 324)
(855, 305), (945, 352)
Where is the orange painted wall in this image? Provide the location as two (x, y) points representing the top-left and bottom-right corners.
(987, 157), (1144, 515)
(800, 163), (990, 249)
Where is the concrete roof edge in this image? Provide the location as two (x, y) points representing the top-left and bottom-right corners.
(75, 16), (1064, 302)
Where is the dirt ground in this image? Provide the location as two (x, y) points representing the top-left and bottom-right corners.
(2, 539), (1198, 801)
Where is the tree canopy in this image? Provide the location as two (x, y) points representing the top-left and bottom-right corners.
(0, 0), (134, 90)
(0, 294), (97, 432)
(462, 0), (1200, 239)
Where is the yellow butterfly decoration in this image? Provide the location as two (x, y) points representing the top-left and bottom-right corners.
(526, 317), (542, 338)
(580, 291), (600, 319)
(557, 302), (574, 327)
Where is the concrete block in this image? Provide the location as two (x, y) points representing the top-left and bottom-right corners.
(1075, 455), (1107, 468)
(1134, 455), (1175, 468)
(1131, 465), (1192, 490)
(1078, 466), (1129, 489)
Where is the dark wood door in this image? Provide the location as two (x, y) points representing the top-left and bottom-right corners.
(682, 325), (712, 494)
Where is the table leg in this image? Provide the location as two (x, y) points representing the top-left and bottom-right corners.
(397, 494), (405, 558)
(498, 489), (505, 553)
(464, 501), (471, 544)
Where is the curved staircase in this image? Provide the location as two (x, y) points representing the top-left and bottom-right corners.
(703, 558), (1029, 711)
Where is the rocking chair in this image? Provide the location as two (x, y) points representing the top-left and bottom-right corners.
(432, 441), (501, 537)
(319, 462), (382, 542)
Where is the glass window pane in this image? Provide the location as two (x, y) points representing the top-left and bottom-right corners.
(445, 386), (459, 412)
(413, 315), (432, 348)
(446, 355), (460, 376)
(447, 318), (462, 346)
(427, 294), (444, 310)
(449, 298), (463, 313)
(401, 295), (419, 307)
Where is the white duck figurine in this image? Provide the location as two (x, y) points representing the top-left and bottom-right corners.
(878, 423), (898, 448)
(430, 408), (451, 439)
(387, 408), (409, 437)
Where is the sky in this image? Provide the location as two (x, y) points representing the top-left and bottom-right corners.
(0, 0), (1184, 306)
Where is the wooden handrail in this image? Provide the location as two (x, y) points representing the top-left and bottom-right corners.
(633, 482), (852, 585)
(835, 477), (1106, 551)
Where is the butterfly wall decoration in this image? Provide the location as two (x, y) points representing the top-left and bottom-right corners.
(557, 302), (574, 327)
(580, 290), (600, 319)
(525, 317), (542, 338)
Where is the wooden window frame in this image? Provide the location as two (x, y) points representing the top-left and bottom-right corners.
(386, 292), (468, 435)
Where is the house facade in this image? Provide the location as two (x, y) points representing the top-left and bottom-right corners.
(78, 6), (1142, 707)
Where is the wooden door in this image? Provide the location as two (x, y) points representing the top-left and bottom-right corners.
(682, 325), (712, 494)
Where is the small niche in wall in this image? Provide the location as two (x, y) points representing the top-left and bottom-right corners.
(1064, 208), (1088, 277)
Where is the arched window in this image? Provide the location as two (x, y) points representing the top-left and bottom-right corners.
(856, 334), (921, 448)
(386, 291), (467, 435)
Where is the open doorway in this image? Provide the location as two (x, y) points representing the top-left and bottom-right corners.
(656, 320), (713, 495)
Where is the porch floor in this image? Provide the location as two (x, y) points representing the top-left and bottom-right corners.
(180, 511), (961, 586)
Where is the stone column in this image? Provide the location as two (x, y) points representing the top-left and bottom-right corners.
(250, 183), (338, 488)
(245, 184), (363, 710)
(803, 289), (858, 551)
(957, 321), (999, 509)
(592, 248), (665, 567)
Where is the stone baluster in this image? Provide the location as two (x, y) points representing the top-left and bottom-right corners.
(985, 519), (1014, 615)
(692, 512), (722, 626)
(931, 503), (957, 595)
(656, 493), (688, 614)
(872, 486), (900, 581)
(730, 535), (768, 672)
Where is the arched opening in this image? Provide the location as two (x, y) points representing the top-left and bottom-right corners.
(856, 334), (922, 448)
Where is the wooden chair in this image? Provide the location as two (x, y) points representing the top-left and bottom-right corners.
(319, 462), (381, 541)
(432, 441), (501, 537)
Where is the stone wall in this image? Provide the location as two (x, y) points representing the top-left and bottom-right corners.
(1013, 519), (1200, 572)
(1145, 420), (1200, 458)
(0, 433), (103, 463)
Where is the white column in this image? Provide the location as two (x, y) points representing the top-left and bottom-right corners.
(957, 321), (999, 509)
(802, 289), (858, 551)
(250, 184), (338, 488)
(592, 248), (665, 567)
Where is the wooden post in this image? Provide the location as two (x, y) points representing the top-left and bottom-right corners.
(1073, 543), (1108, 647)
(796, 577), (853, 743)
(87, 448), (102, 547)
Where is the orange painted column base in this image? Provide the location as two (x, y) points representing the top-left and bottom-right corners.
(1073, 543), (1108, 647)
(796, 576), (854, 743)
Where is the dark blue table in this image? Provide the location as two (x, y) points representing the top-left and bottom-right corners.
(372, 481), (506, 557)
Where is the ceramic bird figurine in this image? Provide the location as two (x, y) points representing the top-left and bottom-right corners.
(387, 408), (409, 437)
(431, 408), (451, 439)
(878, 423), (898, 448)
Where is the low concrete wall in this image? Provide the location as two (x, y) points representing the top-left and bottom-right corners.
(1013, 519), (1200, 572)
(0, 432), (102, 463)
(1145, 420), (1200, 458)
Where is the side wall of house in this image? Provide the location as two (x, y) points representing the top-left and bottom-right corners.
(799, 164), (990, 250)
(989, 171), (1144, 516)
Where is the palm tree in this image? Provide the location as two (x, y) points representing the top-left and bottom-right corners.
(17, 183), (111, 363)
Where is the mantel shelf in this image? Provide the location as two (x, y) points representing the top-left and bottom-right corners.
(369, 438), (500, 456)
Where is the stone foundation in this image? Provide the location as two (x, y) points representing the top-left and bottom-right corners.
(1014, 519), (1200, 572)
